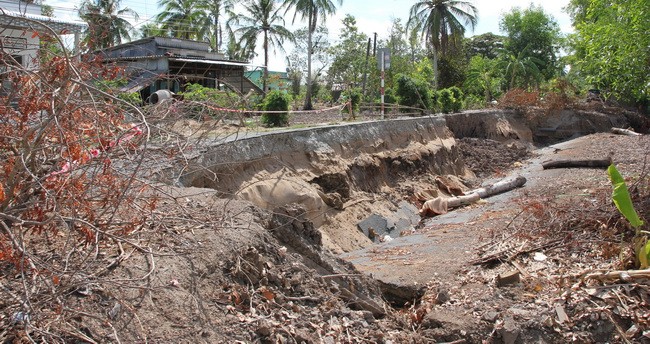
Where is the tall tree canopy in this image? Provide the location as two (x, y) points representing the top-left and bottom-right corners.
(499, 5), (561, 81)
(568, 0), (649, 107)
(282, 0), (343, 110)
(327, 15), (368, 87)
(407, 0), (478, 87)
(79, 0), (138, 50)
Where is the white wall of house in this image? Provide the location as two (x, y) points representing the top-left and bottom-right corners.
(1, 28), (40, 68)
(1, 0), (44, 69)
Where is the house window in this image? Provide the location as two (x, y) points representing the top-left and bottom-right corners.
(1, 55), (24, 95)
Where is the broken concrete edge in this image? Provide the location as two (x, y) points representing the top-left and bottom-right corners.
(496, 270), (521, 287)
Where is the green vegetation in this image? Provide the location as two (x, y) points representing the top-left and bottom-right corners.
(261, 90), (291, 127)
(228, 0), (294, 92)
(76, 0), (647, 112)
(437, 87), (463, 113)
(395, 74), (432, 110)
(607, 165), (649, 268)
(568, 0), (649, 108)
(79, 0), (138, 50)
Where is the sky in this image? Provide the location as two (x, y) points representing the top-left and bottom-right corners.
(45, 0), (574, 71)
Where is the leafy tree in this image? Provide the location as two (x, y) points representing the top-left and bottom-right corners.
(437, 87), (463, 113)
(155, 0), (205, 40)
(498, 47), (544, 90)
(286, 25), (331, 101)
(465, 32), (505, 60)
(225, 28), (256, 61)
(463, 55), (501, 102)
(285, 57), (303, 99)
(41, 4), (54, 17)
(327, 15), (368, 89)
(363, 19), (419, 102)
(395, 73), (433, 110)
(282, 0), (343, 110)
(229, 0), (294, 93)
(79, 0), (138, 50)
(412, 57), (435, 83)
(499, 5), (561, 80)
(437, 54), (466, 89)
(342, 87), (362, 116)
(407, 0), (478, 88)
(568, 0), (649, 107)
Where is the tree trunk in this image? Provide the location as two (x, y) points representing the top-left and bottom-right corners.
(214, 14), (219, 51)
(420, 176), (526, 216)
(303, 8), (315, 110)
(611, 127), (642, 136)
(542, 158), (612, 170)
(432, 49), (439, 89)
(263, 30), (269, 93)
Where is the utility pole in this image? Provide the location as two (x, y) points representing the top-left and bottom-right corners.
(372, 32), (377, 56)
(361, 37), (371, 97)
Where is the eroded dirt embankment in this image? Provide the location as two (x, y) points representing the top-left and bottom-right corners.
(170, 108), (635, 254)
(176, 117), (462, 252)
(170, 109), (584, 255)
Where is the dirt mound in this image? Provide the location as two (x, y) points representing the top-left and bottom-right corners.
(458, 137), (534, 179)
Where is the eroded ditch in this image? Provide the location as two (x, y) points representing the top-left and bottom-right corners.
(175, 116), (461, 253)
(170, 108), (630, 256)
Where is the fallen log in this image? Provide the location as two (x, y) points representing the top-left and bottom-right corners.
(611, 127), (642, 136)
(420, 176), (526, 216)
(584, 269), (650, 282)
(542, 157), (612, 170)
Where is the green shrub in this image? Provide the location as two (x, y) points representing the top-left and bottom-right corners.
(437, 87), (464, 113)
(261, 90), (291, 127)
(383, 88), (397, 104)
(448, 86), (464, 112)
(437, 88), (455, 113)
(97, 78), (142, 108)
(395, 74), (432, 110)
(181, 83), (233, 106)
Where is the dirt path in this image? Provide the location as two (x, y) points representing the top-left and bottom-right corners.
(342, 132), (650, 342)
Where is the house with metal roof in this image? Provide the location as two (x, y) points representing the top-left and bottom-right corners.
(0, 0), (86, 69)
(98, 36), (264, 103)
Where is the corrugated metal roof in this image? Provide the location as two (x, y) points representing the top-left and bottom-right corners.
(0, 8), (86, 33)
(171, 57), (263, 68)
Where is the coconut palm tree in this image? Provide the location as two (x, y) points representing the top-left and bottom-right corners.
(156, 0), (205, 40)
(229, 0), (294, 92)
(139, 23), (166, 38)
(282, 0), (342, 110)
(407, 0), (478, 88)
(196, 0), (233, 51)
(79, 0), (138, 50)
